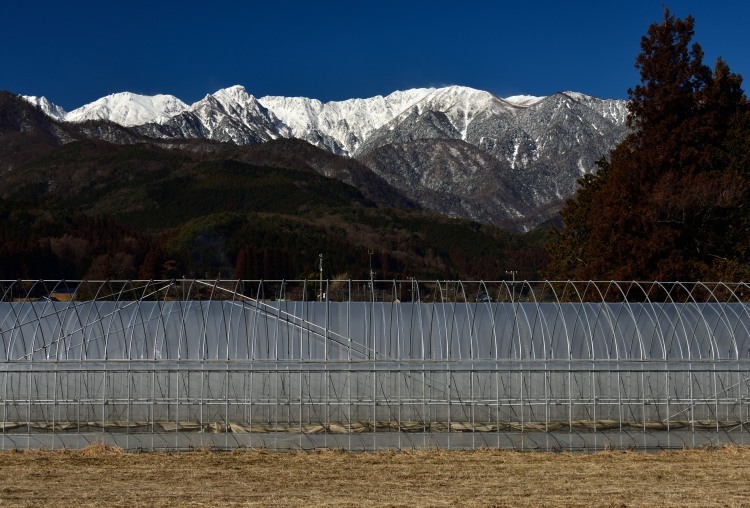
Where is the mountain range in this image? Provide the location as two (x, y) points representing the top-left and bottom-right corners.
(21, 85), (629, 230)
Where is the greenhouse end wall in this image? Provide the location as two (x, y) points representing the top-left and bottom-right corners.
(2, 280), (750, 451)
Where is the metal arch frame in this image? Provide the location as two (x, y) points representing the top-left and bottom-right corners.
(3, 279), (750, 452)
(699, 282), (741, 361)
(674, 281), (721, 361)
(4, 279), (750, 363)
(543, 282), (574, 361)
(719, 281), (750, 362)
(579, 281), (619, 361)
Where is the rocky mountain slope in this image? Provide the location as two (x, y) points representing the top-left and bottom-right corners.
(19, 85), (629, 230)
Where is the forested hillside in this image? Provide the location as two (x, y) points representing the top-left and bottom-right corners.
(0, 131), (549, 280)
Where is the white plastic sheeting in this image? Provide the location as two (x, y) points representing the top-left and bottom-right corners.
(1, 280), (750, 451)
(4, 300), (750, 362)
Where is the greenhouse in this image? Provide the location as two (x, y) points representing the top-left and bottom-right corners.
(2, 279), (750, 451)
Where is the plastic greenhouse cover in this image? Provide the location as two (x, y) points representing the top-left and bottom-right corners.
(2, 301), (750, 362)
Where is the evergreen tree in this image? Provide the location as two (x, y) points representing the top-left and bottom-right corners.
(548, 9), (750, 281)
(547, 158), (609, 278)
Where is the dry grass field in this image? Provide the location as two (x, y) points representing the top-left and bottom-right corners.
(2, 445), (750, 507)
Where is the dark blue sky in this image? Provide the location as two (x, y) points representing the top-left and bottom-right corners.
(4, 1), (749, 110)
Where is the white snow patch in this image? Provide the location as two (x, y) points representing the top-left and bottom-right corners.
(577, 159), (587, 175)
(66, 92), (188, 126)
(21, 95), (67, 121)
(511, 140), (521, 169)
(503, 95), (546, 107)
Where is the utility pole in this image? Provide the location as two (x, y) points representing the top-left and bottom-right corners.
(506, 270), (517, 303)
(369, 250), (374, 282)
(319, 253), (324, 301)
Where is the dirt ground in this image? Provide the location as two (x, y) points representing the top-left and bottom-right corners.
(1, 445), (750, 507)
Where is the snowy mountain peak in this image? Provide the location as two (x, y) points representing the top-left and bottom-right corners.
(428, 85), (490, 97)
(22, 95), (67, 121)
(258, 88), (433, 155)
(65, 92), (188, 127)
(379, 86), (517, 143)
(417, 86), (503, 110)
(418, 86), (528, 112)
(159, 85), (285, 144)
(504, 95), (546, 107)
(560, 91), (596, 102)
(195, 85), (272, 120)
(211, 85), (254, 105)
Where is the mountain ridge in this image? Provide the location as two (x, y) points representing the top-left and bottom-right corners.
(18, 85), (629, 230)
(0, 95), (552, 280)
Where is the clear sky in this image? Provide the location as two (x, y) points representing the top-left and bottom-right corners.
(3, 1), (749, 110)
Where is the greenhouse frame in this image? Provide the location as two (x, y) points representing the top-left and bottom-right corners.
(2, 279), (750, 451)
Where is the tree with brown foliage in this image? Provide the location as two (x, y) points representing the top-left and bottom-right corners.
(548, 9), (750, 281)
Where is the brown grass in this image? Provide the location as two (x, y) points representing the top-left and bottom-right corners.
(2, 445), (750, 507)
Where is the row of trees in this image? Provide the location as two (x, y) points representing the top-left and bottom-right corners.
(0, 208), (551, 281)
(548, 9), (750, 281)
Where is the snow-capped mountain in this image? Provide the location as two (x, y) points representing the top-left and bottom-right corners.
(258, 88), (433, 155)
(22, 95), (67, 121)
(64, 92), (188, 127)
(20, 85), (629, 230)
(352, 88), (628, 228)
(134, 85), (286, 144)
